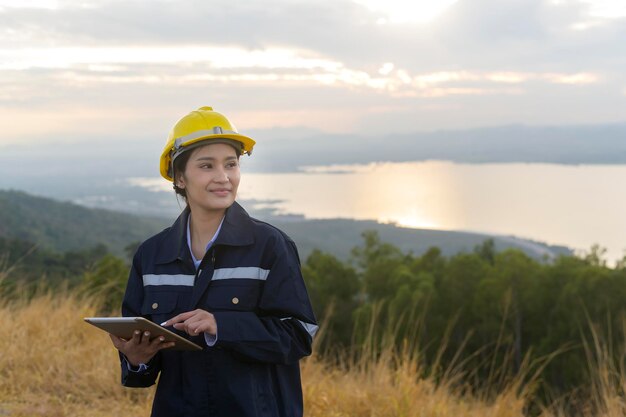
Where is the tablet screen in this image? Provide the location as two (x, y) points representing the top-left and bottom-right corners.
(84, 317), (203, 351)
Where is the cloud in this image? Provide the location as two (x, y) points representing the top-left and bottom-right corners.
(0, 0), (624, 141)
(0, 43), (600, 99)
(2, 0), (625, 72)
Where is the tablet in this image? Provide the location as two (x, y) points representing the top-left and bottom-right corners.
(84, 316), (203, 351)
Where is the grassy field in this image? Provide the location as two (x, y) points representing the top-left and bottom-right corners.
(0, 291), (623, 417)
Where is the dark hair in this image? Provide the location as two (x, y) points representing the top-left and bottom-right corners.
(172, 150), (192, 199)
(171, 142), (242, 200)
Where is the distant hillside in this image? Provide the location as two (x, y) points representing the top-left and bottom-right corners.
(0, 189), (572, 262)
(245, 123), (626, 172)
(1, 124), (625, 188)
(271, 218), (572, 262)
(0, 190), (169, 256)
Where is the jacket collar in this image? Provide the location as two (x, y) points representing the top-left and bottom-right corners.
(155, 201), (254, 265)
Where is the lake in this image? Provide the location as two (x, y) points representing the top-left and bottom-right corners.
(129, 161), (626, 265)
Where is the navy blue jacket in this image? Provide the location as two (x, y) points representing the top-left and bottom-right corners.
(119, 202), (318, 417)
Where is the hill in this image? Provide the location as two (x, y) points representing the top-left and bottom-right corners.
(0, 190), (169, 256)
(0, 189), (571, 263)
(272, 218), (571, 262)
(245, 123), (626, 172)
(1, 124), (625, 187)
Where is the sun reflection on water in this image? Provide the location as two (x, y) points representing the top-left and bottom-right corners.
(126, 161), (626, 265)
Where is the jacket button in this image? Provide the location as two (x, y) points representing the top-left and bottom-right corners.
(231, 297), (239, 305)
(152, 302), (159, 310)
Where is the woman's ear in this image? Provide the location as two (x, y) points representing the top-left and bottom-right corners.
(175, 173), (186, 189)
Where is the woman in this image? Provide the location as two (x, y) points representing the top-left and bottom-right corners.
(110, 106), (318, 417)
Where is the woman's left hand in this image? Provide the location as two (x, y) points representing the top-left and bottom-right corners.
(162, 309), (217, 336)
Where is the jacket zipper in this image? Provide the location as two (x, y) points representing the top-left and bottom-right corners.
(196, 248), (216, 280)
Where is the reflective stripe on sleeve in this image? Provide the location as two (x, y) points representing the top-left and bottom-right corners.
(280, 317), (319, 338)
(298, 320), (319, 338)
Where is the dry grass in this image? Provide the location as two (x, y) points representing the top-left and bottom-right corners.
(0, 291), (153, 417)
(0, 292), (623, 417)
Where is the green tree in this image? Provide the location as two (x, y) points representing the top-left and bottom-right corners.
(82, 254), (129, 312)
(474, 238), (496, 265)
(302, 249), (360, 349)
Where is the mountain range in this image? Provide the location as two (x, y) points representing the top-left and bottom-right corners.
(0, 189), (572, 263)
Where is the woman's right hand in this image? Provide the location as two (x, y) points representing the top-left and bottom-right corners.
(109, 330), (175, 367)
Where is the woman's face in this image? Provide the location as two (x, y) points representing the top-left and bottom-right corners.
(177, 142), (241, 215)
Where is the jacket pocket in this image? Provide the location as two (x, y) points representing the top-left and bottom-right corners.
(141, 292), (178, 324)
(203, 281), (261, 312)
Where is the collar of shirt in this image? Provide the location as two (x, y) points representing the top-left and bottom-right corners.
(186, 213), (225, 270)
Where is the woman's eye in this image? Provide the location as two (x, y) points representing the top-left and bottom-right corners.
(200, 164), (212, 169)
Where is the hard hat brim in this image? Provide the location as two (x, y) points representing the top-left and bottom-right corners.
(159, 133), (255, 182)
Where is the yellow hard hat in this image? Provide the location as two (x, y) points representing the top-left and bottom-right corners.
(159, 106), (255, 181)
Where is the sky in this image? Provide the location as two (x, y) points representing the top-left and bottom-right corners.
(1, 0), (625, 146)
